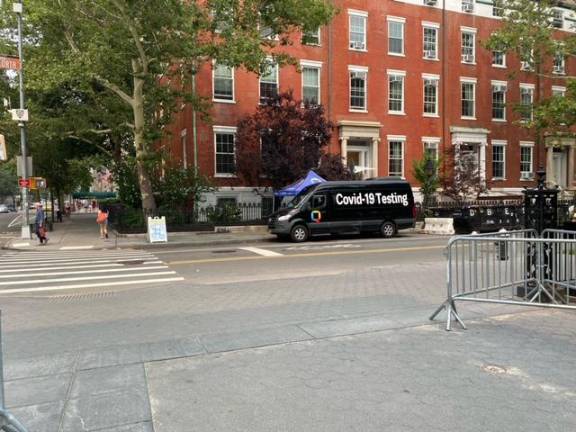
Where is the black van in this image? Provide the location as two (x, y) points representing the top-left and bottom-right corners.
(268, 179), (415, 242)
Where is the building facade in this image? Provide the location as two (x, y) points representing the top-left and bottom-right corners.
(163, 0), (576, 206)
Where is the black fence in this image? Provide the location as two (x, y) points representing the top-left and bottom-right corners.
(423, 197), (576, 234)
(108, 202), (273, 234)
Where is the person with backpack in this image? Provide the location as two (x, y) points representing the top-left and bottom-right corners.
(96, 206), (109, 239)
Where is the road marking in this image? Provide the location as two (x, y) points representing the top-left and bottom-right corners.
(59, 246), (95, 250)
(0, 255), (155, 265)
(168, 244), (445, 266)
(0, 261), (162, 273)
(11, 242), (30, 247)
(0, 270), (178, 286)
(0, 277), (185, 295)
(239, 247), (283, 257)
(0, 265), (169, 279)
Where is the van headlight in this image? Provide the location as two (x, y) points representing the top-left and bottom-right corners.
(278, 214), (291, 222)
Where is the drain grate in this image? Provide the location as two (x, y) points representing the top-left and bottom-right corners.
(48, 291), (117, 302)
(118, 260), (145, 265)
(212, 249), (237, 254)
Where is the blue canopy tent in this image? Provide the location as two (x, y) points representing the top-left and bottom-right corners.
(275, 170), (326, 197)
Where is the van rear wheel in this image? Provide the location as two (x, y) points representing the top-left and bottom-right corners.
(290, 224), (309, 243)
(380, 221), (396, 238)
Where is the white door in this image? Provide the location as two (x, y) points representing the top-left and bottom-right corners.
(552, 150), (568, 188)
(347, 144), (372, 179)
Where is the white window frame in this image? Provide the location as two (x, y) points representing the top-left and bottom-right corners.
(491, 80), (507, 122)
(491, 140), (507, 180)
(520, 83), (535, 122)
(461, 27), (477, 64)
(460, 77), (477, 120)
(213, 126), (237, 178)
(349, 65), (368, 112)
(259, 60), (279, 105)
(300, 60), (322, 105)
(303, 27), (321, 46)
(422, 137), (440, 163)
(553, 52), (566, 75)
(423, 73), (440, 117)
(462, 0), (475, 13)
(387, 135), (406, 178)
(422, 22), (439, 61)
(552, 85), (566, 97)
(520, 141), (534, 180)
(388, 69), (406, 115)
(492, 50), (506, 68)
(348, 10), (368, 52)
(212, 63), (235, 103)
(387, 16), (406, 57)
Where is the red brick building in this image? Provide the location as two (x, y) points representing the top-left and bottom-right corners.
(163, 0), (576, 206)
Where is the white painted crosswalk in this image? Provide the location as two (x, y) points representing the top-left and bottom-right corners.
(0, 249), (184, 295)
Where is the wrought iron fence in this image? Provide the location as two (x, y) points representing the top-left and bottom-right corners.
(108, 202), (272, 233)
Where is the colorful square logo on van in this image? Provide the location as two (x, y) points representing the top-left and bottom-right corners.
(310, 210), (322, 223)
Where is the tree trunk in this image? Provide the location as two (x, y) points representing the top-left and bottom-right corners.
(132, 59), (156, 213)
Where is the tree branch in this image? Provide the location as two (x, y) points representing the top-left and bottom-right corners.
(111, 0), (150, 74)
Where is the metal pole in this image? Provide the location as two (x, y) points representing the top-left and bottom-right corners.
(15, 0), (30, 240)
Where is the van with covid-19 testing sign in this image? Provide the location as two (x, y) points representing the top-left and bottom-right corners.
(268, 178), (415, 242)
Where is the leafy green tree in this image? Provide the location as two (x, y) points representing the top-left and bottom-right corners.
(0, 160), (18, 204)
(1, 0), (336, 212)
(153, 166), (215, 212)
(412, 152), (440, 209)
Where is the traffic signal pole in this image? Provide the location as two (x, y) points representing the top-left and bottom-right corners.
(15, 0), (30, 239)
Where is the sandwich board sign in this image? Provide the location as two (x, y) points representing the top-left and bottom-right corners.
(147, 216), (168, 243)
(0, 135), (6, 161)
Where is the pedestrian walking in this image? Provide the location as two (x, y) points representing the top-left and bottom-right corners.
(96, 206), (109, 239)
(35, 203), (48, 245)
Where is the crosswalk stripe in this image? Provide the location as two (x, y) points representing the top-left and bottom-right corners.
(0, 261), (162, 273)
(0, 260), (160, 270)
(0, 255), (155, 265)
(239, 247), (284, 257)
(0, 270), (177, 286)
(0, 277), (185, 295)
(0, 265), (169, 279)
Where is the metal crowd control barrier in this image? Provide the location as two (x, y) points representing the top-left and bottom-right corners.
(0, 312), (28, 432)
(430, 229), (576, 330)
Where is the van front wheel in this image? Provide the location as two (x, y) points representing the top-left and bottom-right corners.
(290, 224), (309, 243)
(380, 221), (396, 238)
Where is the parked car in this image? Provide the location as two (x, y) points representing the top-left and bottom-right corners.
(269, 179), (416, 242)
(0, 205), (8, 213)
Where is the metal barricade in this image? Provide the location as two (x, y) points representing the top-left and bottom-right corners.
(0, 311), (28, 432)
(430, 229), (576, 331)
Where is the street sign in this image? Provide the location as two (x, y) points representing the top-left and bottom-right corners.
(29, 177), (46, 190)
(0, 56), (20, 71)
(16, 156), (33, 177)
(10, 109), (28, 122)
(0, 135), (6, 161)
(18, 178), (30, 188)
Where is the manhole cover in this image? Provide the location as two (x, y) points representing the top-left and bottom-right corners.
(212, 249), (237, 254)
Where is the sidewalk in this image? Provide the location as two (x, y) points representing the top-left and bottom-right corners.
(4, 213), (275, 251)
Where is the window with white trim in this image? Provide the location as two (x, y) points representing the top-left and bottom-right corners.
(492, 50), (506, 67)
(423, 77), (439, 116)
(349, 12), (367, 51)
(302, 65), (320, 105)
(388, 140), (404, 177)
(214, 128), (236, 176)
(520, 48), (534, 71)
(303, 28), (321, 46)
(181, 129), (188, 169)
(492, 0), (503, 17)
(553, 53), (565, 75)
(462, 0), (474, 13)
(423, 140), (439, 161)
(492, 82), (506, 121)
(259, 62), (278, 104)
(461, 31), (475, 63)
(520, 144), (533, 179)
(520, 85), (534, 122)
(388, 19), (405, 55)
(388, 73), (405, 114)
(461, 81), (476, 118)
(552, 86), (566, 97)
(213, 64), (234, 102)
(350, 68), (367, 111)
(423, 26), (438, 60)
(492, 142), (506, 179)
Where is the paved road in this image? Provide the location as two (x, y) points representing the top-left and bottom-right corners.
(0, 212), (19, 247)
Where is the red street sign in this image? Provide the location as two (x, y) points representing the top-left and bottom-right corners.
(18, 178), (30, 188)
(0, 56), (21, 71)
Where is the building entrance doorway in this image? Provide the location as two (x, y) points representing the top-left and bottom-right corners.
(347, 140), (372, 179)
(552, 148), (568, 188)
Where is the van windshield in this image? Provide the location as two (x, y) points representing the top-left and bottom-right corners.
(283, 186), (318, 209)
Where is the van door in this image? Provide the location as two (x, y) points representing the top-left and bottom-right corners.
(308, 193), (331, 235)
(331, 189), (363, 234)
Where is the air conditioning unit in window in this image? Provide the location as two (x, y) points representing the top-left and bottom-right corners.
(462, 54), (475, 63)
(521, 61), (532, 71)
(462, 3), (474, 13)
(553, 64), (564, 74)
(424, 50), (436, 59)
(553, 16), (563, 28)
(521, 172), (532, 180)
(350, 41), (365, 50)
(424, 0), (437, 5)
